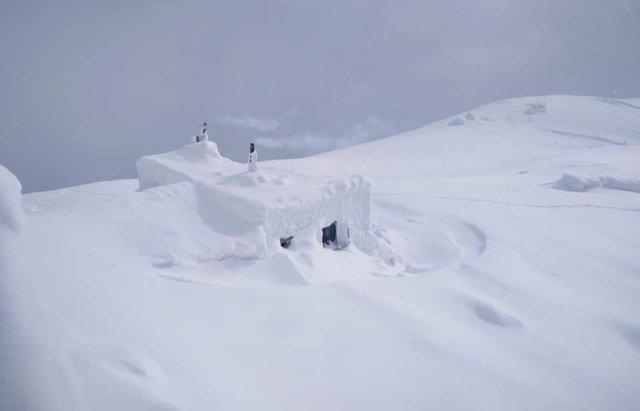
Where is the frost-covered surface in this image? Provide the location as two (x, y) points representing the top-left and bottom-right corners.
(3, 95), (640, 410)
(138, 142), (373, 249)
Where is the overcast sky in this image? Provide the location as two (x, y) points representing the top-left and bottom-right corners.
(1, 0), (639, 192)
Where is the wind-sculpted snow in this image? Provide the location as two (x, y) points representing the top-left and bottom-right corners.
(552, 173), (601, 192)
(0, 164), (24, 232)
(599, 176), (640, 193)
(69, 342), (183, 410)
(447, 117), (465, 126)
(8, 95), (640, 410)
(553, 173), (640, 193)
(0, 165), (82, 411)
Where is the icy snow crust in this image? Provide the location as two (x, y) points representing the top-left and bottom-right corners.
(3, 95), (640, 410)
(137, 141), (373, 250)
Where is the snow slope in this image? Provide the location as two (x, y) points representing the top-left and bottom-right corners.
(2, 95), (640, 410)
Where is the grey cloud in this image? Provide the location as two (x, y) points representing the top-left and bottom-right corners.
(214, 115), (281, 132)
(255, 116), (394, 154)
(0, 0), (638, 192)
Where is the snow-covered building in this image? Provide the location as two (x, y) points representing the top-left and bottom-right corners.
(136, 140), (372, 250)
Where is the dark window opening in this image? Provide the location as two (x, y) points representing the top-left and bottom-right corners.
(322, 221), (337, 247)
(280, 236), (293, 249)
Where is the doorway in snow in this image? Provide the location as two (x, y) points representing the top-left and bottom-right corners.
(280, 236), (293, 249)
(322, 221), (349, 250)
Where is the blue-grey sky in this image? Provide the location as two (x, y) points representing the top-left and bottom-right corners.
(1, 0), (639, 192)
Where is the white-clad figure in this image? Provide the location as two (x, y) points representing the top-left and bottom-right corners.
(248, 142), (258, 172)
(199, 122), (209, 142)
(195, 122), (209, 142)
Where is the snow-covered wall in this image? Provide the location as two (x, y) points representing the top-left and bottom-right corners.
(263, 176), (372, 249)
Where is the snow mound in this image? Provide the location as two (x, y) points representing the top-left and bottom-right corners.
(524, 102), (547, 115)
(0, 164), (24, 232)
(598, 176), (640, 193)
(447, 117), (465, 126)
(447, 113), (479, 126)
(552, 173), (601, 192)
(553, 173), (640, 193)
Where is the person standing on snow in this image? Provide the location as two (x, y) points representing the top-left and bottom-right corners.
(200, 122), (208, 142)
(195, 122), (208, 142)
(248, 142), (258, 172)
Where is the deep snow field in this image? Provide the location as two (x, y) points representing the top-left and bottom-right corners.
(1, 95), (640, 410)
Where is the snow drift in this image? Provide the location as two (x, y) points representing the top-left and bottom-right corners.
(4, 95), (640, 410)
(0, 164), (24, 232)
(553, 173), (640, 193)
(0, 166), (80, 411)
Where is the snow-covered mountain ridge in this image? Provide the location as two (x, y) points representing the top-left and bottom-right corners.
(1, 95), (639, 410)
